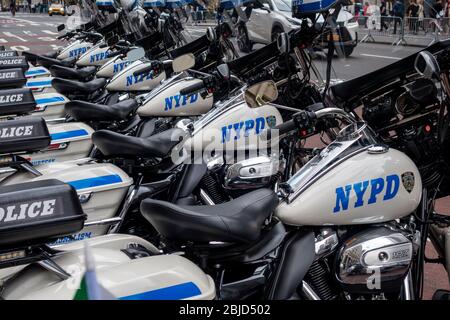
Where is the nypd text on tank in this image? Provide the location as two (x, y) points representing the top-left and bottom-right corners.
(165, 93), (199, 111)
(221, 117), (266, 143)
(333, 174), (401, 213)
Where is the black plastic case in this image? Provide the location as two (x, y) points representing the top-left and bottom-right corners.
(0, 179), (86, 248)
(0, 56), (29, 72)
(0, 88), (36, 116)
(0, 50), (18, 58)
(0, 117), (50, 154)
(0, 68), (27, 89)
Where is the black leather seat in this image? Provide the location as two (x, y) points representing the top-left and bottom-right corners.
(141, 189), (279, 243)
(51, 77), (106, 95)
(65, 99), (138, 121)
(22, 51), (57, 66)
(36, 55), (76, 69)
(92, 128), (184, 158)
(50, 65), (96, 81)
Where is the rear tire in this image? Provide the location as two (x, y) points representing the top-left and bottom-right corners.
(343, 46), (354, 57)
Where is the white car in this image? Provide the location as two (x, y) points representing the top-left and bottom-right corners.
(238, 0), (358, 56)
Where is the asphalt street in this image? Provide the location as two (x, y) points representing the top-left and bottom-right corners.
(0, 12), (422, 82)
(1, 12), (449, 299)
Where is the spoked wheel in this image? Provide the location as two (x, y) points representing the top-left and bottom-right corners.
(236, 24), (253, 53)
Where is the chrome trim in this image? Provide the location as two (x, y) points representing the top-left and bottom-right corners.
(107, 180), (141, 234)
(301, 281), (321, 300)
(84, 216), (122, 227)
(402, 270), (414, 300)
(37, 259), (71, 281)
(200, 188), (215, 205)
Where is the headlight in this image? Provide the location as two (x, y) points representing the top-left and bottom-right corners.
(286, 18), (301, 26)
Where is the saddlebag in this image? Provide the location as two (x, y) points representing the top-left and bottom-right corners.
(0, 88), (36, 116)
(0, 117), (51, 154)
(0, 179), (85, 248)
(0, 56), (29, 72)
(24, 122), (94, 165)
(0, 68), (27, 89)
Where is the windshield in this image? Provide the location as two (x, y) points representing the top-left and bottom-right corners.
(274, 0), (291, 12)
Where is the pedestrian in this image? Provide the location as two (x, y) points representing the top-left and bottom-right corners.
(10, 0), (16, 16)
(443, 0), (450, 33)
(27, 0), (31, 13)
(407, 0), (419, 34)
(367, 2), (382, 30)
(418, 0), (425, 32)
(380, 0), (389, 31)
(392, 0), (404, 34)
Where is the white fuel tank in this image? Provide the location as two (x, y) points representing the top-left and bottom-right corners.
(1, 234), (215, 300)
(96, 55), (131, 78)
(76, 43), (112, 67)
(2, 160), (132, 241)
(57, 40), (92, 60)
(138, 78), (213, 117)
(32, 92), (69, 119)
(106, 60), (166, 92)
(276, 147), (422, 226)
(181, 100), (282, 160)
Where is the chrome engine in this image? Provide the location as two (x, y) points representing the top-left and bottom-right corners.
(223, 156), (283, 190)
(335, 226), (413, 294)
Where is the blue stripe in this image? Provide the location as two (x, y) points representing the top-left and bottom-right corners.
(26, 80), (52, 87)
(35, 96), (65, 104)
(96, 1), (114, 5)
(25, 69), (47, 76)
(50, 129), (88, 140)
(67, 174), (123, 190)
(119, 282), (201, 300)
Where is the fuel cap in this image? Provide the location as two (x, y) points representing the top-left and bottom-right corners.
(368, 144), (389, 154)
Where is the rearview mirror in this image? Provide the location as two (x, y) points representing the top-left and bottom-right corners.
(262, 3), (271, 11)
(172, 53), (195, 73)
(206, 27), (217, 42)
(126, 47), (146, 62)
(415, 51), (440, 80)
(57, 24), (65, 32)
(244, 80), (278, 108)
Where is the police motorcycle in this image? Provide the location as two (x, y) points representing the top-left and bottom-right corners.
(0, 180), (215, 300)
(326, 41), (450, 299)
(134, 76), (424, 300)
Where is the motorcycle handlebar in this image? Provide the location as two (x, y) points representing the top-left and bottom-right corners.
(132, 61), (161, 77)
(179, 81), (205, 96)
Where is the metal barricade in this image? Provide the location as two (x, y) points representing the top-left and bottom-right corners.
(357, 15), (406, 46)
(402, 17), (442, 45)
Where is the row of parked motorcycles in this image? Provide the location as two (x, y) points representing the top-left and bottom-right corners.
(0, 0), (449, 300)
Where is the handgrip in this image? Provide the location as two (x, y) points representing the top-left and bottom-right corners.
(132, 61), (162, 77)
(179, 81), (205, 96)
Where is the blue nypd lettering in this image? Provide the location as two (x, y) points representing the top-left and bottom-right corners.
(126, 72), (153, 87)
(89, 51), (110, 63)
(333, 174), (400, 213)
(69, 47), (87, 58)
(113, 61), (130, 73)
(164, 93), (198, 111)
(221, 117), (266, 143)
